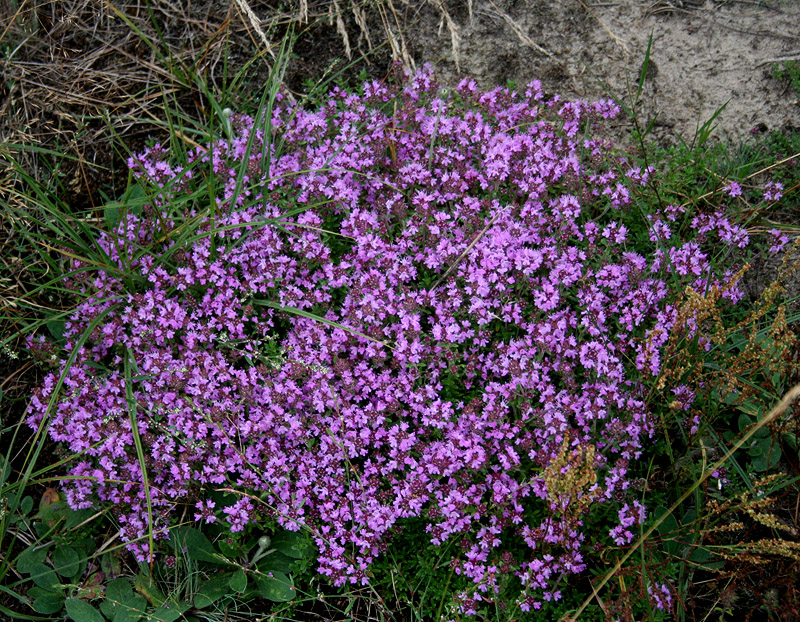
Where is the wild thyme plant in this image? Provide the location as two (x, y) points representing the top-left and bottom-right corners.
(25, 66), (789, 615)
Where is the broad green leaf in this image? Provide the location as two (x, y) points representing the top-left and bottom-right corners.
(101, 586), (147, 622)
(105, 578), (136, 603)
(655, 507), (677, 535)
(65, 508), (96, 530)
(65, 598), (105, 622)
(46, 319), (66, 342)
(32, 592), (65, 615)
(20, 496), (34, 515)
(737, 414), (753, 431)
(217, 539), (244, 559)
(229, 569), (247, 593)
(655, 507), (680, 555)
(52, 547), (81, 578)
(270, 531), (308, 559)
(754, 425), (771, 440)
(748, 441), (764, 457)
(253, 571), (295, 602)
(117, 596), (147, 622)
(28, 562), (60, 590)
(101, 551), (123, 578)
(134, 574), (165, 607)
(16, 545), (50, 574)
(752, 453), (769, 472)
(170, 527), (230, 565)
(148, 600), (190, 622)
(257, 551), (294, 574)
(688, 547), (710, 563)
(27, 587), (57, 599)
(193, 574), (233, 609)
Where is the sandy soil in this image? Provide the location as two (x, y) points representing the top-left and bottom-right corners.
(401, 0), (800, 146)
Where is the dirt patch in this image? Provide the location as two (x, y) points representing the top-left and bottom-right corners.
(400, 0), (800, 145)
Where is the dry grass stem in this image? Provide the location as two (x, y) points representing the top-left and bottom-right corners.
(233, 0), (277, 60)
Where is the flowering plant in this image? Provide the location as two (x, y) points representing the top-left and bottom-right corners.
(27, 66), (762, 613)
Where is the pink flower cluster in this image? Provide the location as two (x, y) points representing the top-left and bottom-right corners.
(27, 66), (756, 610)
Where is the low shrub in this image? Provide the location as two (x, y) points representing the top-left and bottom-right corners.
(25, 65), (790, 616)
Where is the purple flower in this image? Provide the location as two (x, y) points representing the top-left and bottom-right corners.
(723, 181), (742, 197)
(25, 65), (767, 611)
(194, 499), (216, 524)
(766, 228), (790, 254)
(764, 181), (783, 202)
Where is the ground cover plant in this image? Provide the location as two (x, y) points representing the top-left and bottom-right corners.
(4, 51), (800, 621)
(2, 5), (800, 621)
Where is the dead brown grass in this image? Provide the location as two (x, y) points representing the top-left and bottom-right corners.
(0, 0), (485, 207)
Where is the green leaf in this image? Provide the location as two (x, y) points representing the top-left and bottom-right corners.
(101, 551), (123, 578)
(752, 453), (769, 472)
(118, 596), (147, 622)
(27, 587), (57, 599)
(253, 571), (295, 602)
(270, 531), (308, 560)
(723, 390), (739, 405)
(257, 551), (295, 574)
(148, 601), (190, 622)
(655, 507), (677, 535)
(689, 547), (710, 563)
(229, 570), (247, 593)
(754, 424), (771, 440)
(134, 574), (165, 607)
(193, 575), (233, 609)
(28, 563), (60, 591)
(105, 578), (135, 603)
(655, 507), (680, 555)
(216, 539), (243, 558)
(52, 547), (81, 578)
(46, 319), (66, 342)
(20, 496), (34, 515)
(170, 527), (230, 565)
(106, 183), (145, 229)
(101, 589), (147, 622)
(65, 598), (105, 622)
(748, 441), (764, 457)
(16, 545), (50, 574)
(32, 592), (65, 615)
(33, 501), (70, 523)
(0, 454), (9, 483)
(65, 508), (96, 530)
(738, 414), (753, 431)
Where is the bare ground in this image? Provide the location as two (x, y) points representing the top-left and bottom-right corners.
(403, 0), (800, 146)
